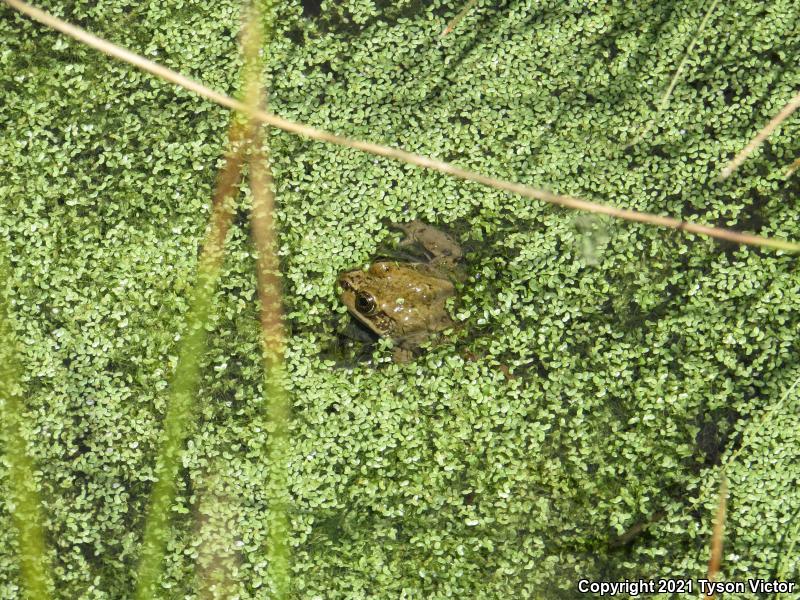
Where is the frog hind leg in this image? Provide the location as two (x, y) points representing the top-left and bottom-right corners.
(392, 220), (463, 264)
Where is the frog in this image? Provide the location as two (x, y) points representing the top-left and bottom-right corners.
(337, 220), (464, 363)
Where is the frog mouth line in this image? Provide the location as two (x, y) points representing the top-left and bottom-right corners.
(350, 307), (394, 335)
(348, 302), (394, 335)
(368, 312), (394, 334)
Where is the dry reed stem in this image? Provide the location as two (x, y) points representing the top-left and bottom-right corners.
(249, 144), (285, 368)
(5, 0), (800, 252)
(719, 90), (800, 180)
(206, 129), (249, 255)
(441, 0), (479, 37)
(703, 476), (728, 600)
(785, 156), (800, 178)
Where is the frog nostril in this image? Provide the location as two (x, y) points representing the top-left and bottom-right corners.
(338, 278), (352, 291)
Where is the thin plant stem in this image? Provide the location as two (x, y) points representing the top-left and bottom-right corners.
(441, 0), (479, 37)
(705, 376), (800, 598)
(134, 116), (246, 600)
(703, 476), (728, 600)
(724, 371), (800, 470)
(249, 140), (291, 598)
(627, 0), (720, 146)
(776, 511), (800, 586)
(5, 0), (800, 253)
(785, 156), (800, 178)
(242, 3), (291, 597)
(0, 249), (53, 600)
(719, 90), (800, 180)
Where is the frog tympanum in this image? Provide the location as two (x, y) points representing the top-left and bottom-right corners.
(338, 220), (464, 363)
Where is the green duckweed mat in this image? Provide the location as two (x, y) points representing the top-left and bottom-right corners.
(1, 0), (799, 597)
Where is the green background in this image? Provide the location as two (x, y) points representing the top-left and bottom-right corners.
(1, 0), (799, 597)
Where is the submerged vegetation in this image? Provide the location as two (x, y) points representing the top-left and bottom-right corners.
(1, 0), (799, 597)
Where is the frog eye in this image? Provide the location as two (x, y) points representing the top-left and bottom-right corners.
(355, 292), (377, 315)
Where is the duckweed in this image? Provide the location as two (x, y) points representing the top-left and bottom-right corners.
(1, 0), (799, 597)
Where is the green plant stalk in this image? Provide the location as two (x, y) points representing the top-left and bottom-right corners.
(250, 151), (291, 597)
(258, 364), (291, 599)
(133, 254), (226, 600)
(245, 2), (291, 596)
(134, 140), (242, 600)
(0, 250), (53, 600)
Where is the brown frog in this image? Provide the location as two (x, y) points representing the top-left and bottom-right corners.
(338, 220), (464, 363)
